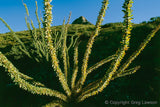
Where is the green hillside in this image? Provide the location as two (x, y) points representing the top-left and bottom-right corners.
(0, 20), (160, 106)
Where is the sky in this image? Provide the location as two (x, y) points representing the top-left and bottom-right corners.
(0, 0), (160, 33)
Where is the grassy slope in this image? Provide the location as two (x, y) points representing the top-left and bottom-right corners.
(0, 22), (160, 107)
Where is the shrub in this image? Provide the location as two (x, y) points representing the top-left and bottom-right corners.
(0, 0), (160, 106)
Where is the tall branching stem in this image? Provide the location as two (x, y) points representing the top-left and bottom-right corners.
(0, 18), (31, 57)
(76, 0), (109, 93)
(43, 0), (71, 96)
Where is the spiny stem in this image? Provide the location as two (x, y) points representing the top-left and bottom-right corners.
(0, 52), (67, 102)
(87, 54), (116, 74)
(71, 42), (80, 89)
(62, 19), (68, 80)
(112, 66), (140, 80)
(43, 0), (71, 96)
(0, 17), (31, 58)
(76, 0), (109, 93)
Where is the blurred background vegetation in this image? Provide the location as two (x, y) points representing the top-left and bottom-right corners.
(0, 17), (160, 107)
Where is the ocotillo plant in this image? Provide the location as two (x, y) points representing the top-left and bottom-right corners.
(0, 0), (160, 106)
(0, 1), (48, 62)
(0, 1), (74, 63)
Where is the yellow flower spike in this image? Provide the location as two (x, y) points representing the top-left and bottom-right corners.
(43, 0), (71, 96)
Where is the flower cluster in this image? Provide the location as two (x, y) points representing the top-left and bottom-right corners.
(43, 0), (53, 39)
(43, 0), (71, 97)
(122, 0), (133, 51)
